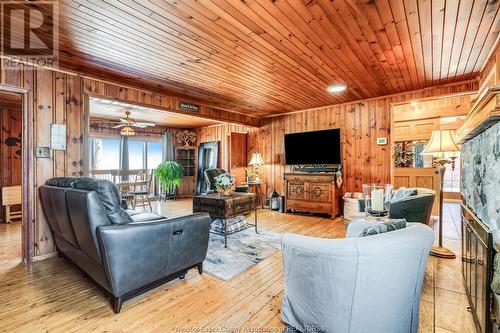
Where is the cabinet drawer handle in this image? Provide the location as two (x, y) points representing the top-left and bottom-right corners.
(173, 230), (184, 235)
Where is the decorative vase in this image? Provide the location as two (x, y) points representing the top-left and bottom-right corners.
(217, 186), (235, 197)
(362, 184), (392, 220)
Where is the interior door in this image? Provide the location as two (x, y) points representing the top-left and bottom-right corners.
(229, 132), (247, 184)
(393, 167), (440, 216)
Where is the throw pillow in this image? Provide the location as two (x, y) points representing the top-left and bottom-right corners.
(360, 219), (407, 237)
(391, 187), (418, 202)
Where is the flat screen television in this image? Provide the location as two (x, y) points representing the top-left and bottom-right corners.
(284, 129), (341, 165)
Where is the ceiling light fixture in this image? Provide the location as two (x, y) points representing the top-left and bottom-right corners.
(327, 84), (347, 93)
(410, 101), (418, 107)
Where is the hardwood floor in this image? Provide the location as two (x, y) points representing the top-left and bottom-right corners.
(0, 222), (21, 264)
(0, 200), (475, 332)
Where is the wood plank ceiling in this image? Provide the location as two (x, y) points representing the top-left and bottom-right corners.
(49, 1), (500, 116)
(89, 97), (222, 128)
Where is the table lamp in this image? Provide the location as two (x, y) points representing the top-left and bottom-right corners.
(248, 153), (265, 181)
(421, 129), (459, 259)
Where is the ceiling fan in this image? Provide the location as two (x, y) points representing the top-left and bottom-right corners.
(96, 111), (156, 136)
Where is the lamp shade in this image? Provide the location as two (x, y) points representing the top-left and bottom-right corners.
(249, 153), (265, 166)
(421, 130), (459, 155)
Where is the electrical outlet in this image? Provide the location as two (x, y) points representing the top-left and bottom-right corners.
(35, 147), (51, 158)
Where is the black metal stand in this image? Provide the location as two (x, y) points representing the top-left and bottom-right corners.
(210, 205), (258, 247)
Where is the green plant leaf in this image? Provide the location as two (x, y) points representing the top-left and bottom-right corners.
(155, 161), (184, 193)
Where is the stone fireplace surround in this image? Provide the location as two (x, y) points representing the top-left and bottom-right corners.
(459, 85), (500, 333)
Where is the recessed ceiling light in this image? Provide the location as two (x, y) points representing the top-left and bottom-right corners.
(327, 84), (347, 93)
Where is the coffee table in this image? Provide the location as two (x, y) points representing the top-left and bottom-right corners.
(193, 192), (258, 247)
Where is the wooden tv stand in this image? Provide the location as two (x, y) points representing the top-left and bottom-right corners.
(284, 173), (341, 218)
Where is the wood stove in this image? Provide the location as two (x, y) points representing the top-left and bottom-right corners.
(461, 204), (494, 333)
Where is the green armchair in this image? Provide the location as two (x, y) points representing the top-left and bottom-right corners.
(203, 169), (249, 194)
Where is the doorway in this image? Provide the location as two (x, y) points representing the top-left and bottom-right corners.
(0, 92), (23, 264)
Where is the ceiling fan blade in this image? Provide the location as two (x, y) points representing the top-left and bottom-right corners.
(134, 122), (156, 127)
(92, 120), (121, 124)
(112, 124), (126, 129)
(132, 124), (148, 128)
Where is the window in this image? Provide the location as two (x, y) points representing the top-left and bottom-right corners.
(147, 141), (162, 169)
(90, 137), (162, 171)
(92, 137), (120, 170)
(128, 140), (145, 169)
(443, 152), (461, 192)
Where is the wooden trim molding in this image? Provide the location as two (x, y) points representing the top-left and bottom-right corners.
(456, 86), (500, 143)
(0, 84), (34, 263)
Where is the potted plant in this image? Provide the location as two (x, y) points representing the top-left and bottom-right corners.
(155, 161), (184, 194)
(245, 167), (254, 183)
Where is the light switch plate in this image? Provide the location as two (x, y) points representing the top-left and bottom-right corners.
(377, 137), (388, 145)
(35, 147), (51, 158)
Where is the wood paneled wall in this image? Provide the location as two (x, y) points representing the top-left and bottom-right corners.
(0, 107), (22, 221)
(0, 60), (257, 258)
(196, 123), (251, 171)
(196, 81), (478, 198)
(90, 118), (172, 139)
(83, 80), (258, 127)
(0, 64), (84, 256)
(0, 57), (478, 258)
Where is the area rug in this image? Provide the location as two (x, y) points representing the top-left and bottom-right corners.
(204, 228), (282, 281)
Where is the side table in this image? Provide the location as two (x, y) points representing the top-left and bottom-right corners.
(241, 182), (264, 208)
(193, 192), (257, 247)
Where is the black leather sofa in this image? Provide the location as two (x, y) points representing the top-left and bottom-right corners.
(39, 177), (211, 313)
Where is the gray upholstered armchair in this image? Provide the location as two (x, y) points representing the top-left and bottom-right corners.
(281, 221), (434, 333)
(203, 168), (249, 194)
(389, 188), (435, 224)
(358, 187), (435, 224)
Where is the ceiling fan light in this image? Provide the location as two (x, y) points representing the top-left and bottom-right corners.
(327, 84), (347, 93)
(120, 126), (135, 136)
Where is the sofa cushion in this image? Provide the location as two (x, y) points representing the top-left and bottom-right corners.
(360, 219), (407, 237)
(46, 177), (78, 188)
(72, 178), (133, 225)
(391, 187), (418, 202)
(126, 210), (166, 222)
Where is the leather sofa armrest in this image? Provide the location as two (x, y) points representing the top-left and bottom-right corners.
(97, 213), (211, 297)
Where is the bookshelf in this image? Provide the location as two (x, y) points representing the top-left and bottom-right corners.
(175, 146), (196, 197)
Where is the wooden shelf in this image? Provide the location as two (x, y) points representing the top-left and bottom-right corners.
(176, 146), (197, 195)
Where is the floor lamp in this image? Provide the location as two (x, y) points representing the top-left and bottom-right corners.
(421, 129), (459, 259)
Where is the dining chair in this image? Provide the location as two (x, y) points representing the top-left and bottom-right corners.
(90, 169), (116, 182)
(115, 169), (140, 209)
(133, 169), (154, 211)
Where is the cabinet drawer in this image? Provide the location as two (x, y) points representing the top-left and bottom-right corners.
(228, 201), (254, 216)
